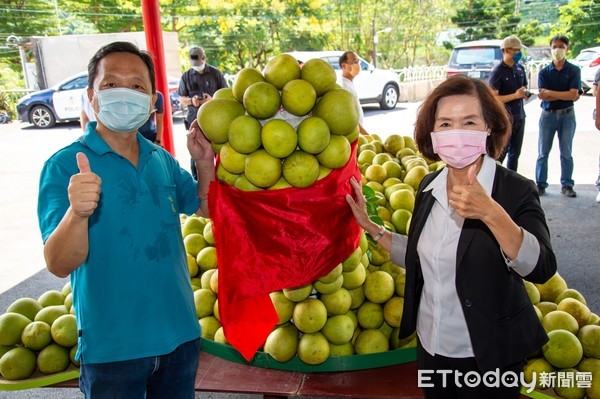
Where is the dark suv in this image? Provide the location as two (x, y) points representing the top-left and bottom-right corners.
(446, 40), (503, 81)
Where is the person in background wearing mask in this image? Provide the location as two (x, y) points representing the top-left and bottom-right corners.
(138, 90), (165, 145)
(179, 46), (228, 179)
(535, 35), (581, 198)
(339, 51), (369, 135)
(346, 75), (556, 399)
(37, 41), (215, 399)
(489, 36), (529, 172)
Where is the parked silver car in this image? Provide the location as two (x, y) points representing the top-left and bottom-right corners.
(574, 46), (600, 93)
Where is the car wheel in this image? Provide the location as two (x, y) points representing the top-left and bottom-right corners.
(30, 105), (56, 128)
(379, 84), (399, 110)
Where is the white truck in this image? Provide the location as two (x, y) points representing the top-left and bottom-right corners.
(15, 32), (181, 128)
(23, 32), (181, 91)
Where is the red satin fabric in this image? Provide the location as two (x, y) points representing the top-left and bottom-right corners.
(208, 142), (362, 361)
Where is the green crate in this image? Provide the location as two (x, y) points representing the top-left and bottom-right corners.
(201, 338), (417, 372)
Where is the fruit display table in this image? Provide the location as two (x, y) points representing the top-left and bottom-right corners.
(46, 352), (550, 399)
(50, 351), (424, 398)
(196, 352), (424, 398)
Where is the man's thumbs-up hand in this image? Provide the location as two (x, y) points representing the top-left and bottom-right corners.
(76, 152), (92, 174)
(68, 152), (102, 218)
(448, 164), (493, 221)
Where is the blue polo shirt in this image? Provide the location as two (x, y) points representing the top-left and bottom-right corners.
(538, 61), (581, 111)
(489, 61), (528, 120)
(38, 122), (201, 364)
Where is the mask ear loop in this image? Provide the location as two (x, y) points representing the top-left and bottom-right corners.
(484, 127), (492, 156)
(90, 89), (100, 121)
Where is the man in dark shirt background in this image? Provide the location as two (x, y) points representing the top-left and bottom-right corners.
(535, 35), (581, 198)
(138, 91), (164, 145)
(489, 35), (529, 172)
(179, 47), (228, 179)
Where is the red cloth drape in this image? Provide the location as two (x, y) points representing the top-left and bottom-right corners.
(208, 142), (362, 361)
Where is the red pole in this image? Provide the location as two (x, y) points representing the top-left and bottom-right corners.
(141, 0), (175, 155)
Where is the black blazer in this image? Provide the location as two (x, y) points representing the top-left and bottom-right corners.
(398, 164), (557, 372)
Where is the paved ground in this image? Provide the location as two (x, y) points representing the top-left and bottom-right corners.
(0, 95), (598, 398)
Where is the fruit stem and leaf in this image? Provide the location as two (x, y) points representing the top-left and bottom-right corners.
(362, 185), (388, 248)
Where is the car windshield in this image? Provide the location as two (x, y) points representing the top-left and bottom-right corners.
(576, 52), (597, 63)
(321, 56), (341, 70)
(61, 76), (87, 91)
(454, 47), (497, 65)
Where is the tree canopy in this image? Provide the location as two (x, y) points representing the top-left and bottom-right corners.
(0, 0), (596, 80)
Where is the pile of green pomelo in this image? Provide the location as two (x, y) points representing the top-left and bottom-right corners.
(198, 53), (362, 190)
(0, 283), (78, 380)
(181, 131), (599, 398)
(0, 53), (598, 399)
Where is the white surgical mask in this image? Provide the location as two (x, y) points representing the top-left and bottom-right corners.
(192, 64), (206, 72)
(551, 48), (566, 61)
(95, 88), (151, 133)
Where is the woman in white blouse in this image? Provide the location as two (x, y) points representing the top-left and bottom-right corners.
(347, 75), (557, 399)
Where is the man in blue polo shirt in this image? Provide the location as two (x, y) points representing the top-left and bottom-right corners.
(536, 35), (581, 198)
(489, 36), (529, 172)
(38, 41), (215, 399)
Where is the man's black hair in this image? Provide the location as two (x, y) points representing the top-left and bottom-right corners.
(339, 51), (356, 68)
(550, 35), (570, 47)
(88, 41), (156, 93)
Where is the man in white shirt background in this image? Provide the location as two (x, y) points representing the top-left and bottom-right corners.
(339, 51), (369, 136)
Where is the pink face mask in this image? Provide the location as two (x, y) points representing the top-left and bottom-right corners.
(430, 129), (488, 169)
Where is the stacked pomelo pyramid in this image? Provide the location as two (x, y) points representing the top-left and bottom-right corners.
(192, 53), (423, 366)
(0, 283), (78, 381)
(179, 131), (436, 365)
(197, 53), (361, 191)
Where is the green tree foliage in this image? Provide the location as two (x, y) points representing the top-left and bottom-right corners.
(0, 60), (24, 89)
(0, 0), (62, 51)
(160, 0), (200, 34)
(0, 0), (594, 87)
(452, 0), (521, 41)
(0, 60), (26, 116)
(381, 0), (455, 66)
(59, 0), (143, 33)
(450, 0), (546, 50)
(325, 0), (454, 67)
(520, 0), (567, 26)
(555, 0), (600, 55)
(332, 0), (372, 57)
(183, 0), (333, 71)
(516, 19), (542, 47)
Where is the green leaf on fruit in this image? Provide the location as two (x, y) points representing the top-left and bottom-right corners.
(362, 185), (387, 246)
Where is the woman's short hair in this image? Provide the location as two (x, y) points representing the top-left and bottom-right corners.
(414, 75), (510, 161)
